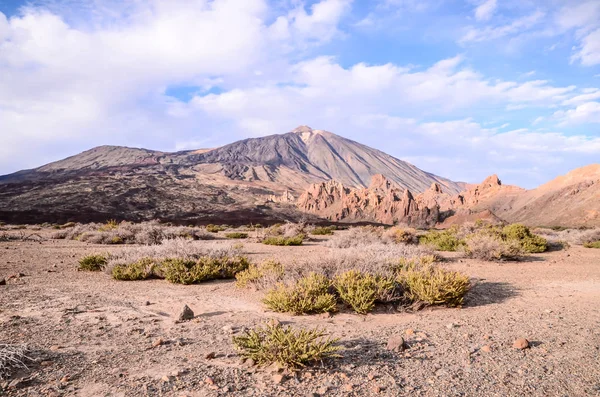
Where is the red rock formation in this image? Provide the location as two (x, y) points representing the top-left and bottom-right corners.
(296, 175), (439, 227)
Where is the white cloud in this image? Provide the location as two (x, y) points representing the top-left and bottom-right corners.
(554, 101), (600, 125)
(474, 0), (497, 22)
(571, 28), (600, 66)
(460, 10), (544, 44)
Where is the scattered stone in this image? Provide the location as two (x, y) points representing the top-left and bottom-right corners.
(145, 301), (151, 306)
(386, 336), (406, 352)
(49, 345), (61, 351)
(205, 352), (216, 360)
(222, 325), (234, 334)
(152, 338), (164, 347)
(371, 385), (382, 393)
(178, 305), (195, 322)
(481, 345), (492, 353)
(161, 375), (174, 383)
(447, 323), (457, 329)
(368, 373), (376, 381)
(60, 375), (70, 384)
(405, 329), (414, 336)
(0, 278), (6, 285)
(343, 384), (353, 392)
(272, 374), (285, 384)
(246, 358), (256, 367)
(513, 338), (530, 349)
(319, 312), (332, 319)
(204, 376), (215, 385)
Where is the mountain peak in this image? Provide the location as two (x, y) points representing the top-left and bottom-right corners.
(291, 125), (326, 143)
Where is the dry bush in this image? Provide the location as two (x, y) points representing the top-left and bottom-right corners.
(325, 226), (384, 248)
(262, 235), (304, 246)
(310, 226), (334, 236)
(0, 344), (31, 381)
(235, 260), (285, 289)
(382, 227), (419, 244)
(161, 255), (250, 284)
(463, 233), (524, 261)
(112, 258), (158, 281)
(333, 270), (398, 314)
(225, 232), (249, 239)
(536, 227), (600, 246)
(51, 221), (214, 245)
(263, 273), (337, 315)
(78, 254), (108, 271)
(233, 323), (340, 369)
(398, 264), (470, 307)
(584, 241), (600, 248)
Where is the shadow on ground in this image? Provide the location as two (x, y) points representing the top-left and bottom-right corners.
(465, 280), (520, 307)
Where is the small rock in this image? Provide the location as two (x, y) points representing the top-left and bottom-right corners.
(0, 278), (6, 286)
(145, 301), (151, 306)
(161, 375), (174, 383)
(205, 376), (216, 386)
(205, 352), (216, 359)
(49, 345), (61, 351)
(268, 319), (281, 327)
(60, 375), (70, 383)
(367, 373), (376, 381)
(41, 361), (53, 367)
(246, 358), (256, 367)
(405, 329), (414, 336)
(152, 338), (164, 347)
(178, 305), (195, 322)
(386, 336), (406, 352)
(481, 345), (492, 353)
(447, 323), (457, 329)
(513, 338), (530, 349)
(272, 374), (285, 384)
(343, 384), (353, 392)
(371, 385), (382, 393)
(222, 325), (234, 334)
(319, 312), (332, 319)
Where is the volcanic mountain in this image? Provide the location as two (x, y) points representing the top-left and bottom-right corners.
(0, 126), (462, 224)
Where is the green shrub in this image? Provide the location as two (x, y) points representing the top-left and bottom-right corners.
(225, 232), (248, 239)
(98, 219), (119, 232)
(502, 224), (547, 253)
(263, 273), (337, 315)
(399, 265), (470, 307)
(78, 254), (107, 271)
(262, 235), (304, 246)
(112, 258), (157, 281)
(161, 256), (250, 284)
(236, 260), (284, 288)
(232, 323), (341, 369)
(584, 241), (600, 248)
(419, 228), (464, 251)
(206, 224), (227, 233)
(386, 227), (418, 244)
(333, 271), (397, 314)
(311, 227), (334, 236)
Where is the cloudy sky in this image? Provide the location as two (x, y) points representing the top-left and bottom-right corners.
(0, 0), (599, 187)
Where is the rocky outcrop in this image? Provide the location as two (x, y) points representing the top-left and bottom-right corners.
(297, 175), (440, 227)
(267, 190), (296, 203)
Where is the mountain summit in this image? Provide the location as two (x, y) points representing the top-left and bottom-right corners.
(0, 126), (462, 224)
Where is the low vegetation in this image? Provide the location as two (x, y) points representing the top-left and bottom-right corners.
(78, 254), (108, 271)
(225, 232), (248, 239)
(232, 323), (341, 369)
(206, 224), (228, 233)
(262, 235), (304, 246)
(310, 226), (334, 236)
(112, 258), (158, 281)
(235, 260), (285, 289)
(584, 241), (600, 249)
(398, 264), (471, 307)
(263, 273), (337, 315)
(0, 344), (30, 381)
(333, 270), (397, 314)
(161, 256), (250, 284)
(419, 228), (465, 251)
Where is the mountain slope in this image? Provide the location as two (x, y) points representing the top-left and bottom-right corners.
(0, 126), (462, 224)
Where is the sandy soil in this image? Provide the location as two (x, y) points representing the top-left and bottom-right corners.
(1, 231), (600, 396)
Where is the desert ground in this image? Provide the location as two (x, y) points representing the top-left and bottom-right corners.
(1, 227), (600, 397)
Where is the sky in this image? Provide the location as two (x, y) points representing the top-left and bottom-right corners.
(0, 0), (599, 188)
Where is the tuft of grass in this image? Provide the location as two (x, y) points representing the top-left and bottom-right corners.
(398, 264), (470, 307)
(262, 235), (304, 246)
(584, 241), (600, 248)
(311, 226), (334, 236)
(111, 258), (158, 281)
(419, 228), (465, 251)
(98, 219), (119, 232)
(206, 224), (227, 233)
(232, 323), (341, 370)
(384, 227), (418, 244)
(225, 232), (249, 239)
(333, 270), (397, 314)
(235, 260), (284, 289)
(0, 343), (31, 381)
(78, 254), (108, 271)
(263, 273), (337, 315)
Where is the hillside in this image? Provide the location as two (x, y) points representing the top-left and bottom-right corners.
(0, 126), (461, 224)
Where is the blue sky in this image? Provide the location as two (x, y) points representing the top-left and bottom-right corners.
(0, 0), (599, 188)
